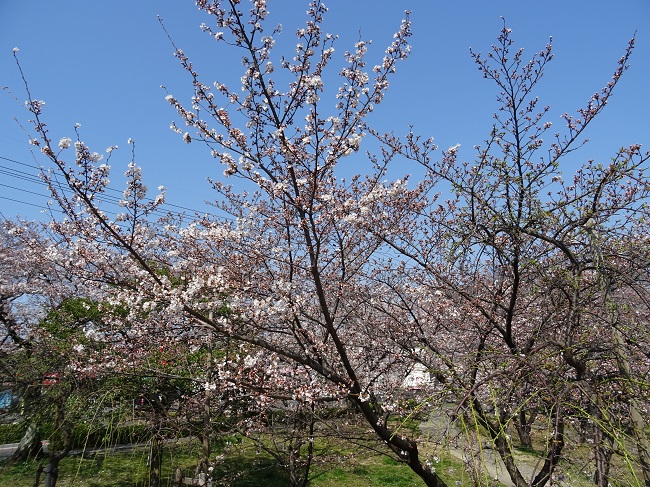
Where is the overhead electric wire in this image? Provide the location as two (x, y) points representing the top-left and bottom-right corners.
(0, 167), (43, 185)
(0, 183), (59, 211)
(0, 194), (61, 211)
(0, 154), (221, 218)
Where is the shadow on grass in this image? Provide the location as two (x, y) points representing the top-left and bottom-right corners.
(211, 454), (289, 487)
(0, 446), (291, 487)
(1, 444), (466, 487)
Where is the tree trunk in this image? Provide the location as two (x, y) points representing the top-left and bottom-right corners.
(493, 433), (529, 487)
(43, 456), (62, 487)
(196, 339), (212, 478)
(41, 436), (72, 487)
(471, 400), (528, 487)
(355, 396), (448, 487)
(11, 422), (42, 462)
(593, 419), (613, 487)
(285, 405), (316, 487)
(288, 447), (301, 487)
(300, 404), (317, 487)
(514, 410), (533, 449)
(588, 226), (650, 486)
(32, 463), (44, 487)
(149, 435), (163, 487)
(530, 414), (564, 487)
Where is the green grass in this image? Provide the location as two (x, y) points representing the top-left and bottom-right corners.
(2, 452), (143, 487)
(0, 446), (183, 487)
(0, 440), (216, 487)
(313, 456), (423, 487)
(5, 431), (632, 487)
(0, 423), (24, 443)
(0, 437), (487, 487)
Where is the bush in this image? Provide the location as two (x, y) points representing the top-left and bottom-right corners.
(0, 422), (23, 443)
(68, 422), (151, 449)
(23, 421), (151, 450)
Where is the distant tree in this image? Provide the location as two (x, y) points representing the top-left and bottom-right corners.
(370, 24), (650, 487)
(0, 220), (65, 463)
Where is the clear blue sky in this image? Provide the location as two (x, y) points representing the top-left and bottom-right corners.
(1, 1), (648, 221)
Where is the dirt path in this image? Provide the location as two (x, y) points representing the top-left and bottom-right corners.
(419, 414), (573, 487)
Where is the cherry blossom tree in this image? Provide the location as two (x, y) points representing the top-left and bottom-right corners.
(369, 23), (650, 487)
(14, 1), (449, 483)
(0, 220), (51, 462)
(0, 221), (107, 487)
(10, 1), (650, 486)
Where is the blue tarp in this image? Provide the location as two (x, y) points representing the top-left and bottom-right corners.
(0, 390), (16, 410)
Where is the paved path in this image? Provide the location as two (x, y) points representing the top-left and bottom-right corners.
(0, 442), (20, 459)
(420, 414), (572, 487)
(0, 441), (146, 460)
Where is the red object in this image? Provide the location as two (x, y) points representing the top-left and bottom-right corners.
(43, 372), (60, 385)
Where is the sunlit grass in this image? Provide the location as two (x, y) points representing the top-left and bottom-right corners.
(0, 437), (481, 487)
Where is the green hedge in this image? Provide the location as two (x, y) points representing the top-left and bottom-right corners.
(0, 422), (23, 443)
(1, 421), (151, 450)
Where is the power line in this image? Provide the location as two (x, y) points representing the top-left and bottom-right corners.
(0, 167), (43, 185)
(0, 155), (218, 218)
(0, 182), (49, 199)
(0, 194), (60, 212)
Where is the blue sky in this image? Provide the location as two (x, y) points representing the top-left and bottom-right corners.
(1, 0), (648, 221)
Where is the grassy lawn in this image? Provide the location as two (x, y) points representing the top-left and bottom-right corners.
(0, 446), (181, 487)
(313, 455), (475, 487)
(0, 438), (479, 487)
(4, 422), (640, 487)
